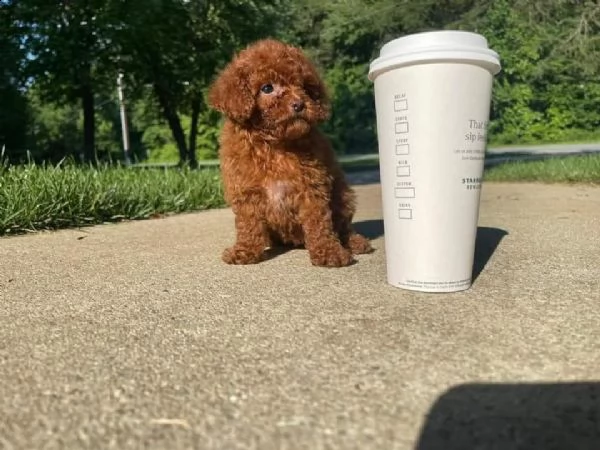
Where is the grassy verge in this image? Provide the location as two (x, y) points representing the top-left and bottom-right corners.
(0, 163), (225, 236)
(2, 152), (598, 237)
(484, 154), (600, 184)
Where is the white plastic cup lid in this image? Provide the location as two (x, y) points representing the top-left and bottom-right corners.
(368, 30), (501, 81)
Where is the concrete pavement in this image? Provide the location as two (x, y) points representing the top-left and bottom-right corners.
(1, 182), (600, 449)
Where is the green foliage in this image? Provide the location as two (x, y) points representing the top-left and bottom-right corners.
(322, 63), (376, 154)
(12, 0), (118, 103)
(2, 0), (600, 163)
(0, 0), (29, 157)
(142, 111), (221, 163)
(25, 86), (81, 163)
(194, 109), (222, 160)
(23, 85), (140, 164)
(0, 84), (29, 160)
(288, 0), (600, 151)
(472, 0), (600, 145)
(111, 0), (289, 165)
(283, 0), (484, 154)
(0, 162), (225, 236)
(130, 89), (221, 163)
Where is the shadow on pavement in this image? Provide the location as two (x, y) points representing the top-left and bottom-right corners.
(346, 170), (381, 185)
(354, 219), (384, 240)
(472, 227), (508, 282)
(415, 382), (600, 450)
(353, 222), (507, 282)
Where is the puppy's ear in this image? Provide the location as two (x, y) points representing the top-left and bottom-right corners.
(287, 46), (331, 121)
(307, 76), (331, 122)
(208, 60), (255, 123)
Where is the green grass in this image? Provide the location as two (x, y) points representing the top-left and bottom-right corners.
(484, 154), (600, 184)
(488, 130), (600, 147)
(2, 152), (598, 237)
(0, 163), (225, 236)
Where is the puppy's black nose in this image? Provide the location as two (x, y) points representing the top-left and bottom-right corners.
(292, 100), (305, 113)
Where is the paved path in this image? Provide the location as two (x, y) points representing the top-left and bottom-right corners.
(1, 182), (599, 449)
(487, 141), (600, 155)
(484, 142), (600, 168)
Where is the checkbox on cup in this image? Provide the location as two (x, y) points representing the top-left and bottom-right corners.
(395, 144), (410, 155)
(397, 165), (411, 176)
(395, 122), (409, 134)
(398, 208), (413, 219)
(394, 99), (408, 111)
(395, 187), (415, 198)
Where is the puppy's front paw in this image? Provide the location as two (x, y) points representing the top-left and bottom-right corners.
(309, 241), (354, 268)
(222, 246), (264, 265)
(348, 233), (373, 255)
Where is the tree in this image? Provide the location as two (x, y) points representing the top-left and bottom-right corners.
(113, 0), (289, 167)
(0, 0), (29, 160)
(461, 0), (600, 143)
(281, 0), (482, 154)
(284, 0), (600, 149)
(25, 84), (81, 163)
(3, 0), (600, 164)
(11, 0), (121, 164)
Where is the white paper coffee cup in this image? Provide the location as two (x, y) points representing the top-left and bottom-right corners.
(368, 31), (501, 293)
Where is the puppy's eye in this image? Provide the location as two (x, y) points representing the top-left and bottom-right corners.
(305, 83), (320, 100)
(260, 84), (274, 94)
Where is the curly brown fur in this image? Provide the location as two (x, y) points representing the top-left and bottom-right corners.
(208, 39), (372, 267)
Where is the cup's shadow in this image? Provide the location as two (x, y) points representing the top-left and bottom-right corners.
(352, 220), (507, 282)
(416, 382), (600, 450)
(472, 226), (508, 282)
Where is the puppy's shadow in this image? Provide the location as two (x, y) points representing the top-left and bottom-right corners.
(262, 224), (380, 264)
(263, 245), (298, 261)
(353, 219), (384, 240)
(262, 244), (359, 266)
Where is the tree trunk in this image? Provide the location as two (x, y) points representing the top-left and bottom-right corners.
(81, 82), (96, 165)
(188, 95), (201, 169)
(153, 82), (188, 166)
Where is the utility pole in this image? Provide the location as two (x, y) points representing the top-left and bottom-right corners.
(117, 72), (131, 165)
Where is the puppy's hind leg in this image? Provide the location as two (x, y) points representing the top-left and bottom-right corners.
(346, 230), (373, 255)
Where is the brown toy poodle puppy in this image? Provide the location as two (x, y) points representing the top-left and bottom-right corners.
(208, 39), (372, 267)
